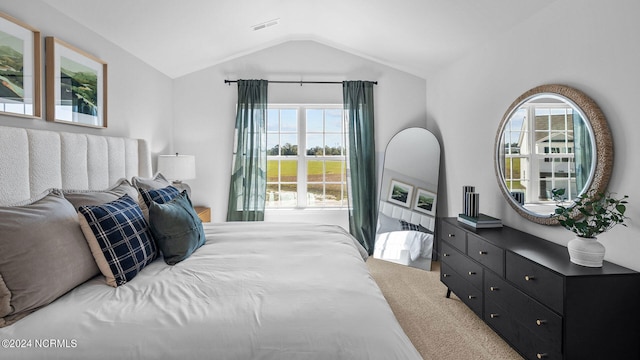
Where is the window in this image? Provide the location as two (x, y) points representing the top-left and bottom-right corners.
(266, 105), (348, 208)
(502, 102), (578, 204)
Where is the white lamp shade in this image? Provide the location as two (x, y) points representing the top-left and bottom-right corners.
(157, 154), (196, 181)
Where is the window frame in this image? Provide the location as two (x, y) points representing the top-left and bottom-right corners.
(266, 104), (348, 209)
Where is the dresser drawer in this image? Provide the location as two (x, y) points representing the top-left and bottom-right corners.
(440, 220), (466, 252)
(506, 252), (564, 314)
(441, 242), (483, 290)
(485, 271), (562, 353)
(468, 233), (504, 276)
(485, 300), (563, 360)
(441, 263), (483, 317)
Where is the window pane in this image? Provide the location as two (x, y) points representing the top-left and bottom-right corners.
(266, 159), (280, 182)
(307, 160), (324, 182)
(307, 109), (323, 132)
(324, 134), (343, 155)
(307, 134), (323, 155)
(280, 134), (298, 155)
(325, 183), (345, 206)
(324, 160), (345, 182)
(278, 184), (297, 207)
(267, 109), (279, 132)
(280, 160), (297, 183)
(325, 110), (342, 132)
(281, 109), (297, 131)
(267, 134), (279, 155)
(307, 183), (324, 206)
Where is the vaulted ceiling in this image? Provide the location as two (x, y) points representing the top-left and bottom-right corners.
(42, 0), (558, 79)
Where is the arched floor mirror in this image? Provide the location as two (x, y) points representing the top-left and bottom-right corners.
(373, 127), (441, 271)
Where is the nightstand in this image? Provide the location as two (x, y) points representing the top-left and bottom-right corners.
(194, 206), (211, 223)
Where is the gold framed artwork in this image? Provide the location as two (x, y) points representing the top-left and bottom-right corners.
(45, 37), (107, 128)
(0, 12), (41, 118)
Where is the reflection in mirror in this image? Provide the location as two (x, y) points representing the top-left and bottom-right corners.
(495, 84), (613, 225)
(373, 128), (440, 271)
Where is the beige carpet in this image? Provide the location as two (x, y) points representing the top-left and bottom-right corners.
(367, 258), (523, 360)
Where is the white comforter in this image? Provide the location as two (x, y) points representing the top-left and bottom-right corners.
(0, 222), (421, 360)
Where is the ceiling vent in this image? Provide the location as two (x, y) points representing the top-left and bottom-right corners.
(251, 18), (280, 31)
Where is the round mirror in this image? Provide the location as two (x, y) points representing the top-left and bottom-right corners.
(494, 84), (613, 225)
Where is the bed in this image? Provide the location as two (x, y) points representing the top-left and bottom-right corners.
(373, 201), (434, 271)
(0, 125), (422, 359)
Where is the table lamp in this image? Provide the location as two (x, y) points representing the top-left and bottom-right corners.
(157, 153), (196, 196)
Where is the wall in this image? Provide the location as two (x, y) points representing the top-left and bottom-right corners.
(429, 0), (640, 270)
(0, 1), (173, 158)
(173, 40), (427, 226)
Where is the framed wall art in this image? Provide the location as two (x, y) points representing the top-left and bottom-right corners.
(387, 179), (414, 208)
(414, 188), (437, 216)
(45, 37), (107, 128)
(0, 12), (41, 118)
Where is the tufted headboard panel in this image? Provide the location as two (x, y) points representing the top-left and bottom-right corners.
(0, 125), (152, 205)
(379, 200), (436, 231)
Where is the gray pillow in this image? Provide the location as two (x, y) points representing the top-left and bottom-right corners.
(377, 213), (403, 233)
(62, 178), (139, 210)
(0, 190), (99, 327)
(132, 172), (170, 191)
(148, 191), (206, 265)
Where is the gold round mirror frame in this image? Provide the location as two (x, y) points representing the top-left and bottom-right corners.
(494, 84), (613, 225)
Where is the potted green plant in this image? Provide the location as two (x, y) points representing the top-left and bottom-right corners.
(551, 188), (628, 267)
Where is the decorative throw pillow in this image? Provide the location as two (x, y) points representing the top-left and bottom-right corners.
(62, 178), (139, 210)
(377, 213), (403, 233)
(148, 191), (206, 265)
(78, 194), (157, 287)
(399, 220), (433, 234)
(0, 190), (99, 327)
(131, 172), (170, 191)
(136, 185), (180, 219)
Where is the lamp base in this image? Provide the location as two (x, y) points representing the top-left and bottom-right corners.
(171, 181), (191, 197)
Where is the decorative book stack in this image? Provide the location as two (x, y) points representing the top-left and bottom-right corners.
(457, 213), (503, 228)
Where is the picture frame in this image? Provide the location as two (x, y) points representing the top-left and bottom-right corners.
(0, 12), (41, 118)
(387, 179), (414, 208)
(45, 37), (107, 128)
(414, 188), (437, 216)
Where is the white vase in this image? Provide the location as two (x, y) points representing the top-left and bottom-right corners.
(567, 236), (605, 267)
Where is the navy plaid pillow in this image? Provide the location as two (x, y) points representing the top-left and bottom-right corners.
(399, 220), (433, 234)
(78, 194), (157, 287)
(139, 186), (180, 207)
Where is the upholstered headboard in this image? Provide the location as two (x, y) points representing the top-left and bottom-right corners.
(0, 125), (152, 205)
(379, 200), (436, 231)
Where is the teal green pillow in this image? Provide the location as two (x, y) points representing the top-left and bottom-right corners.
(148, 191), (206, 265)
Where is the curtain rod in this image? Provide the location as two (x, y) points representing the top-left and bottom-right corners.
(224, 80), (378, 85)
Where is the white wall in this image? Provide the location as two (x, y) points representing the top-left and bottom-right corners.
(173, 40), (427, 225)
(429, 0), (640, 270)
(0, 1), (173, 158)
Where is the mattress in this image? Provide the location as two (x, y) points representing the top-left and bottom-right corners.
(0, 222), (422, 360)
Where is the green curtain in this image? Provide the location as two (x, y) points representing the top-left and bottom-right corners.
(343, 81), (377, 254)
(227, 80), (268, 221)
(573, 112), (592, 196)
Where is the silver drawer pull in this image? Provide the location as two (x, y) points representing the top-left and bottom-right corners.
(536, 319), (547, 326)
(525, 275), (535, 281)
(443, 273), (450, 278)
(468, 271), (476, 275)
(468, 295), (476, 299)
(478, 251), (488, 255)
(443, 253), (450, 257)
(448, 233), (455, 237)
(490, 313), (499, 319)
(490, 286), (499, 291)
(536, 353), (548, 359)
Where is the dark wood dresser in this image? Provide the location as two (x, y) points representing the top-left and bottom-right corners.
(439, 217), (640, 360)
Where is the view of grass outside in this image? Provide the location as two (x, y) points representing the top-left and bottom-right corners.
(267, 159), (347, 207)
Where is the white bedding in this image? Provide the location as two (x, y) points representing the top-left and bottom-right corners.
(0, 222), (421, 360)
(375, 231), (434, 262)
